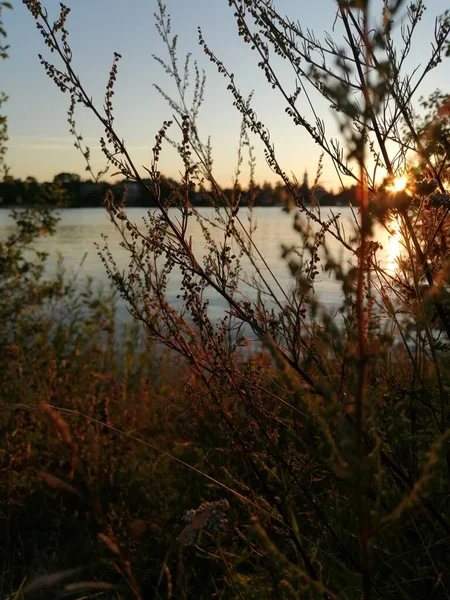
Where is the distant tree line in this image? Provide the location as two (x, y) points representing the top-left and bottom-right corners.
(0, 172), (357, 208)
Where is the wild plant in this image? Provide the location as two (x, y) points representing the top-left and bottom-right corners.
(15, 0), (450, 597)
(0, 1), (65, 349)
(0, 0), (12, 176)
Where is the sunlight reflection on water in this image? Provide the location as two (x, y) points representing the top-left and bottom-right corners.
(1, 206), (397, 325)
(386, 213), (402, 277)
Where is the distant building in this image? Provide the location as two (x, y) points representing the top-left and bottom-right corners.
(299, 170), (311, 203)
(124, 181), (140, 202)
(311, 185), (328, 203)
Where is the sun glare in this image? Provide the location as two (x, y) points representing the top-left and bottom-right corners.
(389, 176), (408, 193)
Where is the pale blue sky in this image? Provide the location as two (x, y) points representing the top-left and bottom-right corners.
(2, 0), (450, 188)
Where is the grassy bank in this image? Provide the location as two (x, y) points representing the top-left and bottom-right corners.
(2, 214), (450, 599)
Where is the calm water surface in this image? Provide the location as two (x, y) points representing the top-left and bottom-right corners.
(1, 206), (397, 324)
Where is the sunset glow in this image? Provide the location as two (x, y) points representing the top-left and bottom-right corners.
(388, 176), (408, 193)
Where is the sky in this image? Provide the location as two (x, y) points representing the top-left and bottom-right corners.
(2, 0), (450, 189)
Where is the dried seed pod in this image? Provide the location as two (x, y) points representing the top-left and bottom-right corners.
(429, 193), (450, 208)
(414, 179), (438, 196)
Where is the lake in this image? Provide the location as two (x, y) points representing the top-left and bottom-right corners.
(1, 206), (397, 325)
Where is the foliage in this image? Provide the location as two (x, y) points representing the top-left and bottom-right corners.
(3, 0), (450, 598)
(0, 0), (12, 175)
(0, 1), (62, 333)
(2, 174), (331, 208)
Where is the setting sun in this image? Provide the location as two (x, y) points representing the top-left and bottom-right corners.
(388, 175), (408, 193)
